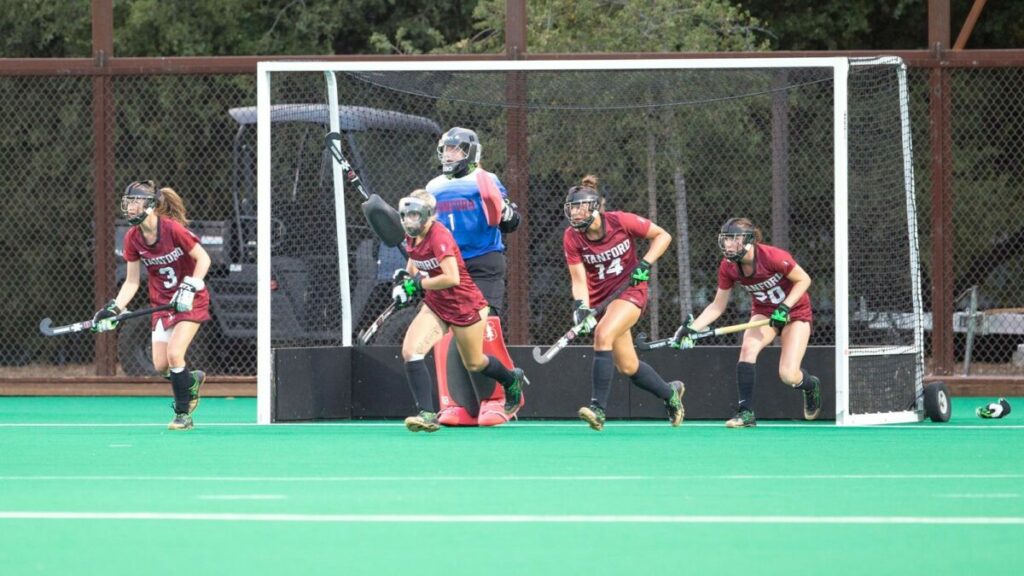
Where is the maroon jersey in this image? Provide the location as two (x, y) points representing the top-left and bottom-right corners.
(123, 217), (211, 329)
(718, 243), (812, 322)
(405, 221), (488, 327)
(563, 211), (651, 309)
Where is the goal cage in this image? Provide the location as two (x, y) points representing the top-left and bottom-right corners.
(255, 58), (924, 426)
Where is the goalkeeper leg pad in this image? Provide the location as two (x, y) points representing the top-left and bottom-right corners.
(434, 331), (480, 425)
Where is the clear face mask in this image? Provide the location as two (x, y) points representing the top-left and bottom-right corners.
(121, 196), (153, 224)
(399, 198), (433, 237)
(718, 233), (750, 261)
(564, 200), (597, 229)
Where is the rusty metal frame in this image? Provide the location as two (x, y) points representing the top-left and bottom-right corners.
(2, 0), (1023, 390)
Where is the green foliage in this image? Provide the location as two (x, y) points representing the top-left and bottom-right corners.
(0, 0), (93, 57)
(446, 0), (769, 54)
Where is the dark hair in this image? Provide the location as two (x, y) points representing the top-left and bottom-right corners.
(722, 217), (763, 243)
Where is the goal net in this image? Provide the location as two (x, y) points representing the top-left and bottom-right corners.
(255, 58), (923, 426)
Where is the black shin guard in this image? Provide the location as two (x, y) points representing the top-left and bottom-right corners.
(591, 350), (615, 410)
(479, 355), (515, 387)
(736, 362), (757, 410)
(629, 361), (673, 400)
(404, 359), (436, 413)
(168, 369), (192, 414)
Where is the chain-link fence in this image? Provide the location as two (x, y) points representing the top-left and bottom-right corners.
(1, 59), (1023, 380)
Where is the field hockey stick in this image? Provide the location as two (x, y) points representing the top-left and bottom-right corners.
(357, 301), (398, 346)
(531, 278), (634, 365)
(325, 131), (371, 200)
(39, 304), (175, 337)
(635, 318), (771, 351)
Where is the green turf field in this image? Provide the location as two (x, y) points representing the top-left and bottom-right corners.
(1, 396), (1022, 575)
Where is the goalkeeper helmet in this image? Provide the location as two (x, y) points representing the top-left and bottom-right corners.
(563, 185), (602, 230)
(121, 180), (159, 226)
(718, 217), (756, 262)
(436, 127), (481, 178)
(398, 191), (436, 238)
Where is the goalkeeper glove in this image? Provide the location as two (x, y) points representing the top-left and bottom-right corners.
(498, 198), (520, 233)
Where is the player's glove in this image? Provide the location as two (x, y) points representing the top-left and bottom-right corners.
(630, 260), (652, 286)
(671, 314), (707, 349)
(91, 300), (122, 333)
(769, 303), (791, 329)
(172, 276), (204, 313)
(392, 274), (423, 309)
(498, 198), (520, 233)
(977, 398), (1012, 419)
(572, 299), (597, 335)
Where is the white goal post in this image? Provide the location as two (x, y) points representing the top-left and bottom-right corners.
(255, 57), (924, 426)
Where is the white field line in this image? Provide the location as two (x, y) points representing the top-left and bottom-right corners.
(197, 495), (287, 501)
(1, 511), (1023, 525)
(0, 421), (1022, 429)
(2, 473), (1023, 483)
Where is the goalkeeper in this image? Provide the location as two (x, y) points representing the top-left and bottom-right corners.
(423, 127), (521, 427)
(675, 217), (821, 428)
(93, 180), (210, 431)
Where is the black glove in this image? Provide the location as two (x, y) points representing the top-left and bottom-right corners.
(91, 300), (122, 333)
(770, 303), (791, 329)
(685, 314), (712, 339)
(572, 299), (597, 335)
(630, 260), (652, 286)
(92, 300), (121, 322)
(392, 275), (423, 309)
(498, 198), (520, 233)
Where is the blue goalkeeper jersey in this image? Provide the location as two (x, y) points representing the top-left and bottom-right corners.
(425, 168), (508, 260)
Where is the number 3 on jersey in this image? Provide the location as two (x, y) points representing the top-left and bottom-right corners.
(158, 266), (178, 289)
(595, 258), (624, 280)
(753, 285), (786, 305)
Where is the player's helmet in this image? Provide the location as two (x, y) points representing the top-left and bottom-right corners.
(398, 195), (435, 237)
(121, 180), (158, 226)
(436, 127), (481, 178)
(718, 217), (755, 262)
(563, 185), (602, 230)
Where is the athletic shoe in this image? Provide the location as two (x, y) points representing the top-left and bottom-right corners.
(438, 406), (478, 426)
(404, 410), (440, 433)
(503, 368), (527, 418)
(725, 408), (756, 428)
(666, 380), (685, 427)
(168, 412), (194, 431)
(802, 375), (822, 421)
(188, 370), (206, 415)
(578, 404), (606, 431)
